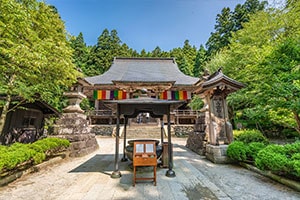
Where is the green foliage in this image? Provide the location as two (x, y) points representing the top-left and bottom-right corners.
(0, 0), (80, 134)
(80, 98), (93, 111)
(193, 45), (207, 77)
(205, 1), (300, 134)
(247, 142), (267, 160)
(188, 95), (204, 110)
(206, 0), (267, 56)
(255, 144), (290, 173)
(254, 142), (300, 177)
(234, 129), (269, 144)
(291, 153), (300, 177)
(227, 140), (267, 162)
(227, 141), (248, 161)
(0, 138), (70, 173)
(283, 142), (300, 158)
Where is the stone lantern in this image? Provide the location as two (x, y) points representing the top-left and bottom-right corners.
(193, 68), (245, 163)
(53, 78), (99, 157)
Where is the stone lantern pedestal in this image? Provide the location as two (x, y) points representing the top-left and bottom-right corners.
(54, 92), (98, 157)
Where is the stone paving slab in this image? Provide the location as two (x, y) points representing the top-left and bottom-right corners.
(0, 137), (299, 200)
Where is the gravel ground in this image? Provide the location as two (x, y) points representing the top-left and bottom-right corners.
(0, 136), (299, 200)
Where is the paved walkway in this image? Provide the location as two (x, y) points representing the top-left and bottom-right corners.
(0, 137), (299, 200)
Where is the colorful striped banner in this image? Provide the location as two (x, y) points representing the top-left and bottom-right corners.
(159, 91), (191, 100)
(93, 90), (128, 100)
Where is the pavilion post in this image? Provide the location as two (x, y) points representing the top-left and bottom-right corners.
(111, 104), (121, 178)
(121, 117), (128, 162)
(160, 116), (164, 144)
(166, 105), (175, 177)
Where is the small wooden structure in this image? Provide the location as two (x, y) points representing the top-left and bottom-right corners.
(133, 141), (157, 186)
(106, 97), (184, 179)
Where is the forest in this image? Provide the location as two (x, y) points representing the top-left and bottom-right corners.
(0, 0), (299, 138)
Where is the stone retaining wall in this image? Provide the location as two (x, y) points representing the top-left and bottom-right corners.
(90, 125), (115, 136)
(173, 125), (194, 137)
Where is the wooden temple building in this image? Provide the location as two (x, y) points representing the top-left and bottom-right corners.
(83, 57), (200, 124)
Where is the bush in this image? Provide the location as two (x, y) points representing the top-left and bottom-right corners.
(235, 129), (269, 144)
(246, 142), (267, 161)
(255, 144), (291, 174)
(255, 145), (289, 173)
(283, 142), (300, 158)
(291, 153), (300, 177)
(227, 141), (248, 162)
(0, 137), (70, 173)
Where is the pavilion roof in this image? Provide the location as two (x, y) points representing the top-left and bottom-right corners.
(85, 57), (199, 86)
(194, 68), (245, 94)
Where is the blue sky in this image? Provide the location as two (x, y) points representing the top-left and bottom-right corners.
(45, 0), (246, 52)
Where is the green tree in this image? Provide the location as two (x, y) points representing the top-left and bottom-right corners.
(0, 0), (79, 137)
(86, 29), (130, 76)
(170, 40), (196, 76)
(206, 1), (300, 134)
(193, 45), (207, 77)
(206, 0), (267, 56)
(70, 32), (90, 75)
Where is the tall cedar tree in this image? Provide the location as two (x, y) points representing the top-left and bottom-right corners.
(206, 0), (267, 56)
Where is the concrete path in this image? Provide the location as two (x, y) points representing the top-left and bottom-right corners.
(0, 137), (299, 200)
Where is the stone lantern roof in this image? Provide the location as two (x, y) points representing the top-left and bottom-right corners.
(194, 68), (245, 96)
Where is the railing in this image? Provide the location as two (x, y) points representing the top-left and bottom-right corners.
(173, 110), (202, 117)
(88, 110), (114, 116)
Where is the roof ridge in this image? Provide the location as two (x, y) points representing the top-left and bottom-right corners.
(115, 57), (175, 62)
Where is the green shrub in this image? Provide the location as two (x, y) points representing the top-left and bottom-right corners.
(290, 153), (300, 177)
(227, 141), (248, 161)
(33, 152), (46, 165)
(0, 137), (70, 173)
(255, 144), (290, 174)
(246, 142), (266, 161)
(235, 129), (269, 144)
(283, 142), (300, 158)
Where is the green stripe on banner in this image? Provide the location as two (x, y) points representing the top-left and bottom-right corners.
(114, 90), (118, 98)
(93, 90), (98, 100)
(175, 91), (179, 100)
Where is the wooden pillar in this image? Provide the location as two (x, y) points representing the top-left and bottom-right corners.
(111, 104), (121, 178)
(121, 117), (128, 162)
(166, 105), (175, 177)
(160, 116), (164, 144)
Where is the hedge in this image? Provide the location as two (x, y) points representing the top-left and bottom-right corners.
(0, 138), (70, 175)
(227, 139), (300, 179)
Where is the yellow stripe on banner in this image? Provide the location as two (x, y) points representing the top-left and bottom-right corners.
(179, 91), (183, 100)
(97, 90), (102, 100)
(118, 90), (123, 100)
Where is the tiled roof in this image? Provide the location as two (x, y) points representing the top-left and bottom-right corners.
(202, 68), (245, 90)
(85, 57), (199, 86)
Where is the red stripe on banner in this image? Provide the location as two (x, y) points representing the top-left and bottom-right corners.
(164, 91), (168, 99)
(101, 90), (106, 99)
(122, 91), (127, 99)
(183, 91), (188, 100)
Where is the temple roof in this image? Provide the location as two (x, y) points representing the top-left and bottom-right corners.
(85, 57), (199, 86)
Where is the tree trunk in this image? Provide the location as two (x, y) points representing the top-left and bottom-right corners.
(0, 94), (11, 142)
(293, 111), (300, 134)
(0, 75), (15, 143)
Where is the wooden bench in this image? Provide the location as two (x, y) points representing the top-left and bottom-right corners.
(133, 141), (157, 186)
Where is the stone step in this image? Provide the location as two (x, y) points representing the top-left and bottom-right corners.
(126, 124), (162, 139)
